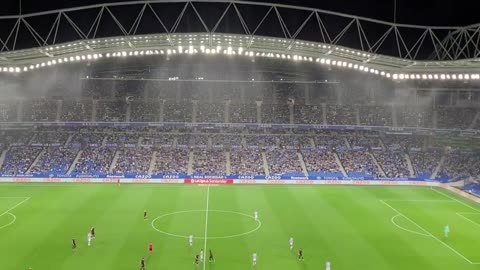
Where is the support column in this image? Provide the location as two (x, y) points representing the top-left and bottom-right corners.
(256, 100), (262, 123)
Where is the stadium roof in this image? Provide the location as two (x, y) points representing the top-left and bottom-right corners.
(0, 0), (479, 77)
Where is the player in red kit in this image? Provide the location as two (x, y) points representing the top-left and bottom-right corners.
(148, 242), (153, 255)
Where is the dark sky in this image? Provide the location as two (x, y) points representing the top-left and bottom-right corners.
(0, 0), (478, 26)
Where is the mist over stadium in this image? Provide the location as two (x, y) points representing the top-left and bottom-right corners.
(0, 1), (480, 270)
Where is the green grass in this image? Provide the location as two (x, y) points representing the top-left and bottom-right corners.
(1, 184), (480, 270)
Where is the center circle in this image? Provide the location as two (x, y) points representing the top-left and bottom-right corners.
(151, 210), (261, 239)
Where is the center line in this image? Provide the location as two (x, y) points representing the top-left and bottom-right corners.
(203, 185), (210, 270)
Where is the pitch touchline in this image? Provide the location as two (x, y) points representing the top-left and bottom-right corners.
(203, 185), (210, 270)
(430, 187), (480, 213)
(380, 200), (475, 264)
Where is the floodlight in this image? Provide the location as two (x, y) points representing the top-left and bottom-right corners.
(393, 74), (398, 80)
(64, 57), (68, 62)
(410, 74), (415, 79)
(433, 74), (439, 80)
(2, 67), (7, 72)
(336, 61), (342, 66)
(427, 74), (433, 79)
(386, 73), (391, 78)
(178, 46), (183, 53)
(374, 70), (379, 75)
(81, 55), (86, 60)
(8, 67), (14, 72)
(15, 67), (20, 73)
(380, 71), (385, 76)
(415, 74), (421, 79)
(343, 62), (348, 67)
(47, 61), (52, 66)
(325, 59), (331, 65)
(359, 66), (364, 71)
(140, 51), (144, 55)
(464, 74), (469, 80)
(134, 51), (139, 56)
(399, 74), (404, 80)
(446, 74), (451, 80)
(452, 74), (457, 80)
(353, 64), (358, 69)
(36, 64), (40, 68)
(459, 74), (463, 80)
(93, 54), (98, 59)
(29, 65), (34, 70)
(106, 53), (111, 57)
(422, 74), (427, 79)
(23, 67), (28, 72)
(440, 74), (445, 80)
(52, 60), (57, 65)
(58, 59), (63, 64)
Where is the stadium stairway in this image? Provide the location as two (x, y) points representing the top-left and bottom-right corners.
(379, 138), (387, 151)
(147, 151), (157, 175)
(226, 151), (231, 175)
(26, 148), (46, 174)
(0, 148), (9, 169)
(344, 138), (352, 150)
(333, 152), (348, 178)
(108, 150), (121, 173)
(469, 111), (480, 129)
(64, 134), (74, 147)
(321, 103), (327, 125)
(405, 153), (416, 177)
(187, 151), (194, 175)
(91, 100), (98, 122)
(297, 152), (309, 176)
(67, 150), (83, 175)
(369, 152), (387, 177)
(261, 151), (270, 176)
(430, 151), (447, 180)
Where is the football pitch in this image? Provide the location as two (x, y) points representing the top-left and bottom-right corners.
(1, 184), (480, 270)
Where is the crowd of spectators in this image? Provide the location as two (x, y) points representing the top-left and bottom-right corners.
(229, 104), (257, 123)
(397, 106), (433, 128)
(32, 132), (70, 145)
(338, 151), (380, 177)
(71, 147), (116, 175)
(326, 105), (357, 125)
(437, 107), (477, 129)
(96, 101), (126, 122)
(1, 146), (43, 175)
(192, 149), (226, 175)
(61, 100), (92, 121)
(348, 135), (381, 149)
(112, 148), (153, 175)
(152, 148), (189, 175)
(164, 102), (192, 122)
(105, 133), (140, 145)
(266, 148), (304, 175)
(302, 150), (340, 174)
(293, 105), (323, 124)
(197, 103), (225, 123)
(229, 149), (264, 175)
(409, 150), (442, 178)
(437, 151), (480, 180)
(246, 135), (277, 147)
(23, 99), (58, 121)
(359, 106), (392, 126)
(30, 147), (79, 174)
(131, 101), (160, 122)
(373, 152), (410, 178)
(261, 104), (290, 124)
(0, 102), (17, 122)
(382, 136), (424, 151)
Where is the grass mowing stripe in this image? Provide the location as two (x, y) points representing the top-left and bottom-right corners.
(203, 185), (210, 270)
(0, 197), (30, 218)
(380, 199), (474, 264)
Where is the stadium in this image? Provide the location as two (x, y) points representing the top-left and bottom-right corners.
(0, 0), (480, 269)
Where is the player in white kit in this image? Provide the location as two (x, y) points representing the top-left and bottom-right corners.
(199, 249), (204, 262)
(252, 252), (257, 266)
(254, 211), (258, 221)
(326, 260), (331, 270)
(289, 237), (294, 250)
(189, 234), (193, 247)
(87, 232), (92, 247)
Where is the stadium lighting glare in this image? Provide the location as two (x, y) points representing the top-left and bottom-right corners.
(58, 59), (63, 64)
(134, 51), (139, 56)
(23, 67), (28, 72)
(15, 67), (20, 73)
(140, 51), (144, 55)
(106, 53), (111, 57)
(359, 66), (364, 71)
(36, 64), (40, 68)
(47, 61), (52, 66)
(433, 74), (439, 80)
(205, 48), (210, 54)
(81, 55), (86, 60)
(452, 74), (457, 80)
(415, 74), (420, 79)
(331, 60), (336, 66)
(167, 49), (172, 55)
(374, 70), (379, 75)
(343, 62), (348, 67)
(465, 74), (470, 80)
(380, 71), (385, 76)
(200, 45), (205, 52)
(320, 58), (326, 64)
(8, 67), (14, 72)
(325, 59), (331, 65)
(427, 74), (433, 79)
(353, 64), (358, 69)
(29, 65), (34, 70)
(393, 74), (398, 80)
(386, 73), (391, 78)
(421, 74), (427, 79)
(398, 74), (404, 80)
(178, 46), (183, 54)
(41, 62), (46, 67)
(93, 54), (98, 59)
(409, 74), (415, 79)
(52, 60), (57, 65)
(440, 74), (446, 80)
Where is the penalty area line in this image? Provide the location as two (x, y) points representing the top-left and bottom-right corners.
(0, 197), (30, 218)
(380, 199), (475, 264)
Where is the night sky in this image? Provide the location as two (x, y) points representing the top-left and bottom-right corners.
(0, 0), (478, 26)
